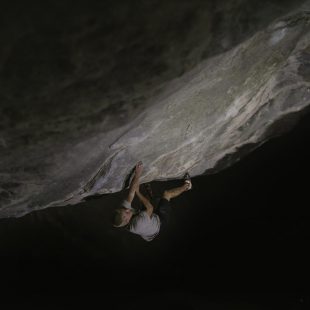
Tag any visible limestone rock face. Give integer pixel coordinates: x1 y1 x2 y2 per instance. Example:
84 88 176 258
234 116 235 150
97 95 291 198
1 0 310 217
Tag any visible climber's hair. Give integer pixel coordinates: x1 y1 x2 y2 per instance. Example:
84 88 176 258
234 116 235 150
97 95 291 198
113 208 127 227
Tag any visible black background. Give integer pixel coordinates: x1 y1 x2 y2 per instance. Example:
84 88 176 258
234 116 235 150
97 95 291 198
1 111 310 309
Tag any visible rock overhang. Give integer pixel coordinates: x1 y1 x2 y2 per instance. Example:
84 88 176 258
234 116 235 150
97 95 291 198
0 0 310 217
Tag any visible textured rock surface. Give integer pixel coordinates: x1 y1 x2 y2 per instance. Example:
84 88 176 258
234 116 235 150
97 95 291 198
0 0 310 217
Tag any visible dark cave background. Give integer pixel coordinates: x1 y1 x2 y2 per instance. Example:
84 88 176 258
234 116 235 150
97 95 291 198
1 108 309 309
1 0 310 308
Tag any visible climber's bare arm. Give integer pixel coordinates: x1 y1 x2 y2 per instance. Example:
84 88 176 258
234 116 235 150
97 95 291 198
125 161 143 204
136 189 154 217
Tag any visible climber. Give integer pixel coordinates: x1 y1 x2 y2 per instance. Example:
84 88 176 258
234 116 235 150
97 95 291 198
113 161 192 241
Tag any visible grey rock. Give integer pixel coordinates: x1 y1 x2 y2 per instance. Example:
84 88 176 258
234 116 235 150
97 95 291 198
0 0 310 217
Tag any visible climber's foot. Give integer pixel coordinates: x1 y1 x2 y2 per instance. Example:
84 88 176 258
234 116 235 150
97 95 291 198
184 172 192 191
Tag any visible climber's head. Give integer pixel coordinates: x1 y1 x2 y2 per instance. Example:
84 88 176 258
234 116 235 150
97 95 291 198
113 207 134 227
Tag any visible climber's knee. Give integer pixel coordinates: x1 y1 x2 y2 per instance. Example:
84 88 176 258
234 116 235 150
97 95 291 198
163 190 171 201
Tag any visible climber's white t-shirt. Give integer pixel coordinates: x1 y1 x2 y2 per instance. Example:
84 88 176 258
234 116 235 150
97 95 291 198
128 211 160 242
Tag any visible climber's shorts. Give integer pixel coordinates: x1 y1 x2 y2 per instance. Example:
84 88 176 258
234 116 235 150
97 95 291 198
154 198 171 228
